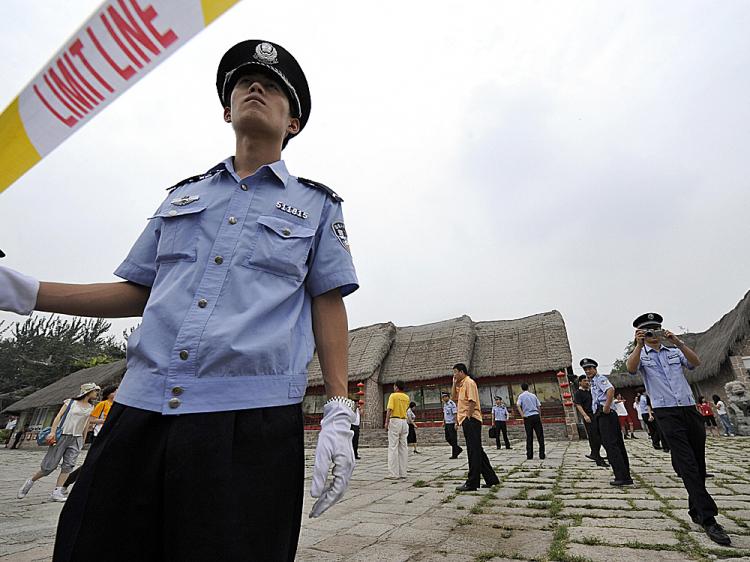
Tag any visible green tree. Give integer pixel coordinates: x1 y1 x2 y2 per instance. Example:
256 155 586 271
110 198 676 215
611 339 636 374
0 315 125 395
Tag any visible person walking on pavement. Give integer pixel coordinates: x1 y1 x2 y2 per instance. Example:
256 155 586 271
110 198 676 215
516 383 545 460
18 383 100 502
452 364 499 491
697 397 720 438
351 401 362 460
406 402 420 454
614 393 637 439
582 358 633 487
712 395 735 437
1 40 359 561
573 374 607 467
385 381 410 478
627 313 730 546
441 392 463 459
492 397 512 449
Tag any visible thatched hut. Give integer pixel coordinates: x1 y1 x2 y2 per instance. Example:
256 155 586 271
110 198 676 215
3 359 126 448
305 311 572 429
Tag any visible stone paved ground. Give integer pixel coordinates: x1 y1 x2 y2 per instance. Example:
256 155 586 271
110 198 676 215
2 433 749 561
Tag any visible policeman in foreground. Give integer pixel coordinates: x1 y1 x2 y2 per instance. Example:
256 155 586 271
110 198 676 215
582 358 633 486
0 40 358 561
441 391 463 458
626 313 730 546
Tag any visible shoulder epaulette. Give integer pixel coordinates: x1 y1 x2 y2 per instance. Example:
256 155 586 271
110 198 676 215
166 163 227 193
297 177 344 202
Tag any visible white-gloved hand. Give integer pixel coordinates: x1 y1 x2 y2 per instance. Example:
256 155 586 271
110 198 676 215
309 400 356 518
0 265 39 315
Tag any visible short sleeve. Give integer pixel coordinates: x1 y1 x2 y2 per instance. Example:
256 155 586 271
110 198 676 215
677 348 695 370
306 198 359 298
386 394 394 411
466 381 479 403
91 402 104 418
114 216 160 287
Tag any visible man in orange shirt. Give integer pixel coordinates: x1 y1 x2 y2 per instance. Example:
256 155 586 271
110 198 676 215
451 364 499 491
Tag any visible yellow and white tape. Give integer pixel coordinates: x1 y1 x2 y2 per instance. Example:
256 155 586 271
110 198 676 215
0 0 240 194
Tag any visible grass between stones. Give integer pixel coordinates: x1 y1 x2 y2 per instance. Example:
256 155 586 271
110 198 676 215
412 479 428 488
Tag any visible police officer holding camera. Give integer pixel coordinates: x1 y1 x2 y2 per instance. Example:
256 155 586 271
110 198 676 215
626 313 730 546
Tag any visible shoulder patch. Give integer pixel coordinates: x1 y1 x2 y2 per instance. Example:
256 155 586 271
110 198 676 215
297 177 343 202
166 163 227 193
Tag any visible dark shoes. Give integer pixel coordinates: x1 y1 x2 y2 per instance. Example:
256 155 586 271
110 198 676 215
455 484 478 492
703 523 731 545
355 456 361 460
539 454 546 459
506 446 512 450
609 479 634 486
449 448 463 459
663 448 670 453
652 444 662 450
630 434 637 439
596 461 610 468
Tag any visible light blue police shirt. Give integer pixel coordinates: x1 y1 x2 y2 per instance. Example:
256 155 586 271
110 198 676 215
589 374 613 413
114 158 358 415
628 344 695 408
638 394 650 415
492 404 509 421
443 400 457 424
516 391 541 417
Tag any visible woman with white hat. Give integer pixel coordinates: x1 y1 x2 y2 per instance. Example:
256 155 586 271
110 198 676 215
17 382 100 502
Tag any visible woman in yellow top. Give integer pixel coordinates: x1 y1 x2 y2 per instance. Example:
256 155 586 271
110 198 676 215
62 385 118 493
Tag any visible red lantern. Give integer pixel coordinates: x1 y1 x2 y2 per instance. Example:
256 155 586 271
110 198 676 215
559 382 570 388
563 401 573 407
556 371 566 378
358 400 364 405
562 392 572 399
357 382 364 387
356 390 365 396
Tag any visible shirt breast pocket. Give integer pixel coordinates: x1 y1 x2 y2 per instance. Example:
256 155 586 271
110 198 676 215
149 205 206 263
244 215 316 280
667 355 682 366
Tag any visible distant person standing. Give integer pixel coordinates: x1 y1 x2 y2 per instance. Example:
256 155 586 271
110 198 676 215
384 381 410 479
627 313 730 545
614 393 636 439
452 364 499 491
441 392 462 459
698 397 720 438
573 375 607 467
712 395 735 437
516 383 545 460
352 402 362 460
406 402 420 454
491 397 511 450
582 358 632 487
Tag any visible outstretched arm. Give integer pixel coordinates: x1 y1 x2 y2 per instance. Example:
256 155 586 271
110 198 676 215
36 281 150 318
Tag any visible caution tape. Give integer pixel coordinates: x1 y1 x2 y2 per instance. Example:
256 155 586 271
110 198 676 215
0 0 240 194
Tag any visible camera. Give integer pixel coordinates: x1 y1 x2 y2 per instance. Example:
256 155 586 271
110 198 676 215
644 329 663 338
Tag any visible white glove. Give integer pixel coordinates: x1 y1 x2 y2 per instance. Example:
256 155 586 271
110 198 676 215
309 400 356 518
0 265 39 315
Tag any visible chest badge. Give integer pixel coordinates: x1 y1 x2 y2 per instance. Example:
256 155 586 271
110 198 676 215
332 221 350 252
276 201 308 219
171 195 200 206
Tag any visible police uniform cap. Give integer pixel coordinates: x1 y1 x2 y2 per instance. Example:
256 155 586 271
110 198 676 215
633 312 663 330
441 392 450 397
216 40 311 145
0 249 5 258
579 358 598 369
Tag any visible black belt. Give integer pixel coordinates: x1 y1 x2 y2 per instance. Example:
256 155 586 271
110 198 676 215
391 416 405 419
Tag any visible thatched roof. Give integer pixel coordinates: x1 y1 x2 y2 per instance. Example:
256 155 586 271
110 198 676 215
473 311 572 377
609 290 750 388
307 323 396 386
379 316 476 384
3 360 126 413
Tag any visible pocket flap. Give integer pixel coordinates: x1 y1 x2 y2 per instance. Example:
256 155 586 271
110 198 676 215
149 205 207 220
257 215 315 239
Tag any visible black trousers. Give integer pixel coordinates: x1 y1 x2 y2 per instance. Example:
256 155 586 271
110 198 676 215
582 418 603 460
653 406 718 525
54 403 304 562
461 418 499 488
351 424 360 457
523 415 545 458
444 423 462 457
595 410 630 481
641 413 666 449
494 420 511 448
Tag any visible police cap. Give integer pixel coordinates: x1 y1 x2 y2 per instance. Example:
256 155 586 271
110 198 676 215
633 312 663 330
579 358 598 369
216 40 311 144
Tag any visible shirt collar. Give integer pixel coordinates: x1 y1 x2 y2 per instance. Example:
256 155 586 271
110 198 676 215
644 343 662 354
221 157 290 187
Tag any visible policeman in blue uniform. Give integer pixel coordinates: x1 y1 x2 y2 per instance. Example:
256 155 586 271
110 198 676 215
0 40 358 561
626 313 730 546
441 391 462 458
582 358 633 486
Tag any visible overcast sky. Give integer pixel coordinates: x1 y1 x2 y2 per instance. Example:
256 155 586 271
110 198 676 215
1 0 749 374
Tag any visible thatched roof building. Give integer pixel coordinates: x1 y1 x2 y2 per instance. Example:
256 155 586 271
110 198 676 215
4 359 126 414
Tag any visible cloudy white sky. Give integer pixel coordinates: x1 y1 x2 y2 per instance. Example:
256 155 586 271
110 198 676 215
1 1 748 373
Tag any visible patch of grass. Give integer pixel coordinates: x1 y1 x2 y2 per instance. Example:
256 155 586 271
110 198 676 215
720 510 749 529
441 493 456 504
412 479 428 488
456 515 472 526
470 505 485 515
626 498 637 509
527 501 550 510
548 524 569 561
578 536 605 546
535 493 554 501
548 497 564 517
514 487 529 500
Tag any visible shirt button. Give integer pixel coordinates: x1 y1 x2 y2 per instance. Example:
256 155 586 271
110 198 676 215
172 387 184 396
281 228 291 236
168 397 181 409
179 350 189 360
228 216 237 225
240 184 248 191
197 299 208 308
214 256 224 265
